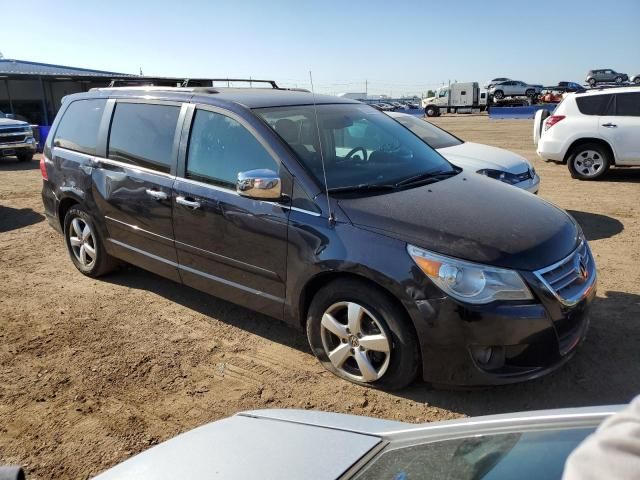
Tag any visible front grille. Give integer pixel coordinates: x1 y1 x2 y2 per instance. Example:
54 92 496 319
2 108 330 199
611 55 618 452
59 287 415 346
0 134 27 143
535 241 595 306
0 126 29 134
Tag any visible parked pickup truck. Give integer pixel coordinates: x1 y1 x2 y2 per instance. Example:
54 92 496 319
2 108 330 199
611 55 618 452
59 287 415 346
0 110 37 161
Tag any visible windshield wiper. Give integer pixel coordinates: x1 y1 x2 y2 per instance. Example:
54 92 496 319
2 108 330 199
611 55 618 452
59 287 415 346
327 183 398 194
394 169 459 187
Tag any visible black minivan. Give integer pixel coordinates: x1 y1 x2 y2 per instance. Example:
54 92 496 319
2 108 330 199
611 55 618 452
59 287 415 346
41 86 597 389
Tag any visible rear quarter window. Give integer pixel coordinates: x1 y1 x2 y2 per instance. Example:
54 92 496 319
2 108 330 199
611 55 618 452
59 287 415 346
575 94 614 115
53 99 106 155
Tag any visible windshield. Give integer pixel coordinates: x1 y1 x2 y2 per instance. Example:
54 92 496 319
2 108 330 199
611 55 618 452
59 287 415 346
355 427 594 480
392 115 463 149
256 104 455 192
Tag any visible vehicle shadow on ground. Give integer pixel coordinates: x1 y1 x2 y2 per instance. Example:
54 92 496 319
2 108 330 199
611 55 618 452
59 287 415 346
103 265 311 353
0 204 45 233
0 159 39 171
398 290 640 416
567 210 624 241
603 168 640 183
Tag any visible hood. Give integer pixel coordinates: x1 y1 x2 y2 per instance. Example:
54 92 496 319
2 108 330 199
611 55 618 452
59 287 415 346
439 142 531 174
93 414 380 480
0 118 29 127
338 173 579 271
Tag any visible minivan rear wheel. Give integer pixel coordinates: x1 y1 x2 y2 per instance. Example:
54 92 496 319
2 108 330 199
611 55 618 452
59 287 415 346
64 206 118 277
568 143 610 180
306 279 419 390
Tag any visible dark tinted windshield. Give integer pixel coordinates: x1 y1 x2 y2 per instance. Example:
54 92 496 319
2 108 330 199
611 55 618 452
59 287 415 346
355 427 593 480
391 114 463 149
256 104 454 191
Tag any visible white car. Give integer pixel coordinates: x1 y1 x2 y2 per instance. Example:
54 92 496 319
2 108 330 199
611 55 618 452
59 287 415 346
387 112 540 193
535 86 640 180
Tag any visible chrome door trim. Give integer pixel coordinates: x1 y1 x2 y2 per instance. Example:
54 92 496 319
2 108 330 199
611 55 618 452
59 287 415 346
105 215 174 246
175 177 321 215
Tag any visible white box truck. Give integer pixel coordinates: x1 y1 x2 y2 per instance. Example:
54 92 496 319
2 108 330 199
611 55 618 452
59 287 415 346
421 82 488 117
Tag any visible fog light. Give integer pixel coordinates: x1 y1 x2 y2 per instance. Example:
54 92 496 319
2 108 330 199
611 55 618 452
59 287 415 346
472 346 494 365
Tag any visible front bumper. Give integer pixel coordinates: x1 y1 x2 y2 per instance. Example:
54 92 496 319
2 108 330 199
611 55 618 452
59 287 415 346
0 140 37 156
417 262 596 386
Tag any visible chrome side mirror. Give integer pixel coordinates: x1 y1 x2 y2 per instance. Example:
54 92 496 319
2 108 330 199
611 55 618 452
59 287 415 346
237 169 282 200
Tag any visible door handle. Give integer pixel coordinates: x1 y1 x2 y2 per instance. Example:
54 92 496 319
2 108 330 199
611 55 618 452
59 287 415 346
176 196 201 209
145 189 168 201
601 123 617 128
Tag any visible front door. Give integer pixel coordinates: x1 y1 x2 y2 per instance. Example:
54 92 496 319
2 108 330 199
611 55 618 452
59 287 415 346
92 100 185 281
172 106 290 318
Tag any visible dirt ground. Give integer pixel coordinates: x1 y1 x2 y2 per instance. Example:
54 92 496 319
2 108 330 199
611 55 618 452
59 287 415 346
1 115 639 479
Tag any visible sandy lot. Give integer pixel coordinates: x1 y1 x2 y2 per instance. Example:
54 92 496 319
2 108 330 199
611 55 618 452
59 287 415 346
1 115 639 479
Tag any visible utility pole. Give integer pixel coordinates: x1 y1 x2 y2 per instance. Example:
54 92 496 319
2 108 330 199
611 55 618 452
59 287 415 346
365 79 368 98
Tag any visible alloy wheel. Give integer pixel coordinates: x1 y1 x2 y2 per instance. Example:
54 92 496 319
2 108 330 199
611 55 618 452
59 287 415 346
68 217 97 268
320 301 391 382
574 150 604 178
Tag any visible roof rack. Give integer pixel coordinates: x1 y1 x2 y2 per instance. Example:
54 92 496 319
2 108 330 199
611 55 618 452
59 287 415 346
90 86 220 94
205 78 279 89
106 77 279 89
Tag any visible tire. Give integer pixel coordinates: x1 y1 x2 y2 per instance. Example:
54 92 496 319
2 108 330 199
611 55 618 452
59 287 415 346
425 105 438 117
568 143 611 180
306 278 419 390
634 77 640 85
63 205 119 277
588 78 596 87
17 152 33 162
615 76 623 84
493 90 504 100
525 89 535 97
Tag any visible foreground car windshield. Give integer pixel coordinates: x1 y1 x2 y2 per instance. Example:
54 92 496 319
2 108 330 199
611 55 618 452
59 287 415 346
256 104 455 191
392 115 463 149
355 427 594 480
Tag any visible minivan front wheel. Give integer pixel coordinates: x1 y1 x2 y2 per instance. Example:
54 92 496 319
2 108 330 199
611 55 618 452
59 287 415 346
64 206 118 277
306 279 419 390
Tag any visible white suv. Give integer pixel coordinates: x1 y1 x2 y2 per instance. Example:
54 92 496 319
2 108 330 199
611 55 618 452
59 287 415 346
535 87 640 180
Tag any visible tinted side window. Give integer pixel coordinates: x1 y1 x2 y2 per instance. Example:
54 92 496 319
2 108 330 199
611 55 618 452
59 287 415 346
54 99 106 155
186 109 278 188
108 103 180 173
576 95 613 115
615 93 640 116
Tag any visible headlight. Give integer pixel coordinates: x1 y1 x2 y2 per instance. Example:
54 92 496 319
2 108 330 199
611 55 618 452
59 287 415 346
476 169 523 185
407 244 533 304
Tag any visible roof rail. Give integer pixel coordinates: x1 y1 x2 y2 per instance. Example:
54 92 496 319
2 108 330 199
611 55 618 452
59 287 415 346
105 77 279 89
206 78 279 89
90 86 219 94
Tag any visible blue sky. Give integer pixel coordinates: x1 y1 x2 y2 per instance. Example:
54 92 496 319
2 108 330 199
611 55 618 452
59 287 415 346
3 0 639 96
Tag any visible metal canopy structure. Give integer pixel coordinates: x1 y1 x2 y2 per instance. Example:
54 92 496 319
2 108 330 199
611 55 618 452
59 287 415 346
0 59 279 125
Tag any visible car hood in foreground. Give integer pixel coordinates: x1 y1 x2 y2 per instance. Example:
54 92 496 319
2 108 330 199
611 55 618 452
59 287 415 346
0 118 29 127
338 173 579 271
93 414 381 480
92 406 621 479
439 142 532 174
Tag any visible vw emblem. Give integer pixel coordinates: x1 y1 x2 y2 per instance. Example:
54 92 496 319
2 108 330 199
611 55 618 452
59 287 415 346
574 254 588 282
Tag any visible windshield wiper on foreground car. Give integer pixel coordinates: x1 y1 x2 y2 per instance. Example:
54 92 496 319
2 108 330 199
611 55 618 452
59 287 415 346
394 169 460 187
327 183 398 194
